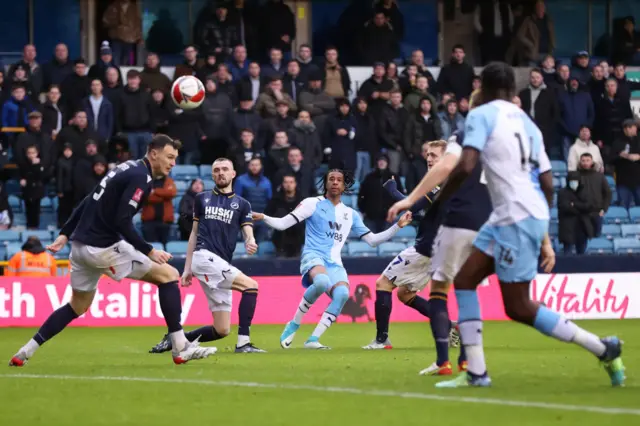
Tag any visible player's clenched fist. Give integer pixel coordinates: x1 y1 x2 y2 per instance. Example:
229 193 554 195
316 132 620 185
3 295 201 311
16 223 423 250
387 199 411 223
245 240 258 255
46 235 69 253
149 249 173 264
181 271 193 287
251 212 264 221
396 211 413 228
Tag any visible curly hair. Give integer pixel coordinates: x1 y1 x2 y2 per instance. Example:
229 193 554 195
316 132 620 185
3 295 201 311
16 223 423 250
319 168 356 196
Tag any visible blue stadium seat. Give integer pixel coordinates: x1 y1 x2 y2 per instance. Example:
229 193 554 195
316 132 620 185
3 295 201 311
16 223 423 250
8 195 22 212
629 207 640 223
12 213 26 226
40 197 53 212
38 212 56 229
6 242 22 258
1 230 21 243
199 164 211 178
610 190 618 205
606 175 616 189
166 241 188 256
350 180 360 193
342 194 356 208
393 225 417 242
613 237 640 254
550 207 558 223
172 165 199 180
400 176 406 189
378 242 406 256
175 180 188 193
133 214 142 226
347 241 377 257
586 238 614 255
173 197 181 211
4 180 20 196
604 206 629 224
601 224 621 239
0 245 5 261
341 242 349 256
203 179 215 191
552 177 566 189
552 192 557 207
621 224 640 237
21 230 52 242
53 244 71 259
258 241 276 256
151 242 165 251
550 160 567 177
548 222 559 237
235 242 248 256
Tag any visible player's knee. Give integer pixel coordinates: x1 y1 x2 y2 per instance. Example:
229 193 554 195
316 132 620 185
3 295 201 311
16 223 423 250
504 302 534 324
313 273 331 293
331 284 350 305
396 287 415 304
245 277 258 290
430 280 450 294
214 325 231 338
376 277 394 292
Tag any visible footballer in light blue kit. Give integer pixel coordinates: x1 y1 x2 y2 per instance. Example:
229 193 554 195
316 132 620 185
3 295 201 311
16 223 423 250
253 168 412 349
431 62 625 388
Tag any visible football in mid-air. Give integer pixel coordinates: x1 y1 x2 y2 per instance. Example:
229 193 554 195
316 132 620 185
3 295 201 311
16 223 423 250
171 75 205 110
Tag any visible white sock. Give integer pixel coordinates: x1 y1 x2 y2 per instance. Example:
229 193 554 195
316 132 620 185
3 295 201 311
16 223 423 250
22 338 40 358
459 320 487 376
311 312 336 340
237 334 250 347
169 330 189 353
573 328 607 358
293 297 312 325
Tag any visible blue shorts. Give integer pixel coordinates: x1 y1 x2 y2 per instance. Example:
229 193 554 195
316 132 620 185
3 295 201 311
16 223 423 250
300 254 349 289
473 216 548 283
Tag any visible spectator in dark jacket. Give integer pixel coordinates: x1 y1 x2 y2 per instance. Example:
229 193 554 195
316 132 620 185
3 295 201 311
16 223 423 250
321 47 351 99
436 45 475 101
116 70 153 159
268 130 292 177
140 52 171 94
594 78 633 152
358 153 404 232
262 48 286 80
83 79 114 143
0 181 13 230
578 152 610 237
569 51 592 86
88 41 122 85
611 63 640 101
260 0 296 55
273 146 316 198
375 0 405 40
327 98 358 172
61 59 90 115
149 89 170 134
195 2 239 62
56 143 74 227
298 69 335 135
167 102 204 165
356 11 400 65
41 85 66 139
236 62 265 103
230 128 261 174
352 97 377 182
42 43 74 92
196 52 220 83
558 171 593 254
357 63 393 120
403 75 437 114
519 68 559 153
56 111 102 157
405 141 429 193
255 77 297 119
402 49 438 95
178 178 204 240
378 90 410 174
295 44 315 82
174 45 204 80
438 99 465 140
19 145 47 229
288 110 323 170
282 59 306 102
232 91 263 145
235 156 272 241
227 44 249 81
6 65 36 99
262 99 295 149
14 111 55 173
612 120 640 210
7 44 43 96
103 67 124 104
403 96 442 162
558 77 595 161
200 77 233 164
265 173 304 257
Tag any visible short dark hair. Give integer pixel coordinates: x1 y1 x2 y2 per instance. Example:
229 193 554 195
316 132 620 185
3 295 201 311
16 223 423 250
270 47 282 53
580 152 593 159
147 134 182 152
325 45 338 53
530 67 543 76
249 156 262 164
74 58 86 65
240 128 254 135
480 62 516 102
26 144 39 152
282 173 297 183
299 43 311 50
288 146 302 154
452 44 465 52
287 59 299 66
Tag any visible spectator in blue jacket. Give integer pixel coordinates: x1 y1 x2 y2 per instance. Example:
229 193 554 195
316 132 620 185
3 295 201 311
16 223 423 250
234 155 273 241
227 45 249 81
83 79 114 143
2 84 35 130
558 77 594 161
439 99 465 139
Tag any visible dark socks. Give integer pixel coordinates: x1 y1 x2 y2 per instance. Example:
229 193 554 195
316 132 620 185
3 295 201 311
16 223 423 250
238 289 258 336
185 326 223 342
375 290 392 342
429 293 450 366
407 295 431 318
33 303 79 345
158 281 183 333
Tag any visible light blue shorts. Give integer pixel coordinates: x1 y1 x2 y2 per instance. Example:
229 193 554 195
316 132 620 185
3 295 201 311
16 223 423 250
473 216 549 283
300 254 349 289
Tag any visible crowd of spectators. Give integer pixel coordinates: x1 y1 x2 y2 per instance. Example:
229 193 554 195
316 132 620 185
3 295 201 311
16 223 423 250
1 0 640 259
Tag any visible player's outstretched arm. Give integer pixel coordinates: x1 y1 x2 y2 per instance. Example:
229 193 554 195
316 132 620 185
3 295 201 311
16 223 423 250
386 153 458 222
181 221 199 287
361 211 412 247
253 197 316 230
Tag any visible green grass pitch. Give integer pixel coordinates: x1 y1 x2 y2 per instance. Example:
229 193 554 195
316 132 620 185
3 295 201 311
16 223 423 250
1 320 638 426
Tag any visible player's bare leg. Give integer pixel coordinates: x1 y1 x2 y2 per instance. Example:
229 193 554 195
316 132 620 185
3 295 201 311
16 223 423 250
10 290 95 366
142 263 216 364
435 248 494 387
363 276 395 349
304 282 350 349
281 265 331 348
500 282 625 387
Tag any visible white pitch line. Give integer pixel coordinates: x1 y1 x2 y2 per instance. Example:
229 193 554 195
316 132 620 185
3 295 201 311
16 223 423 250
0 373 638 416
